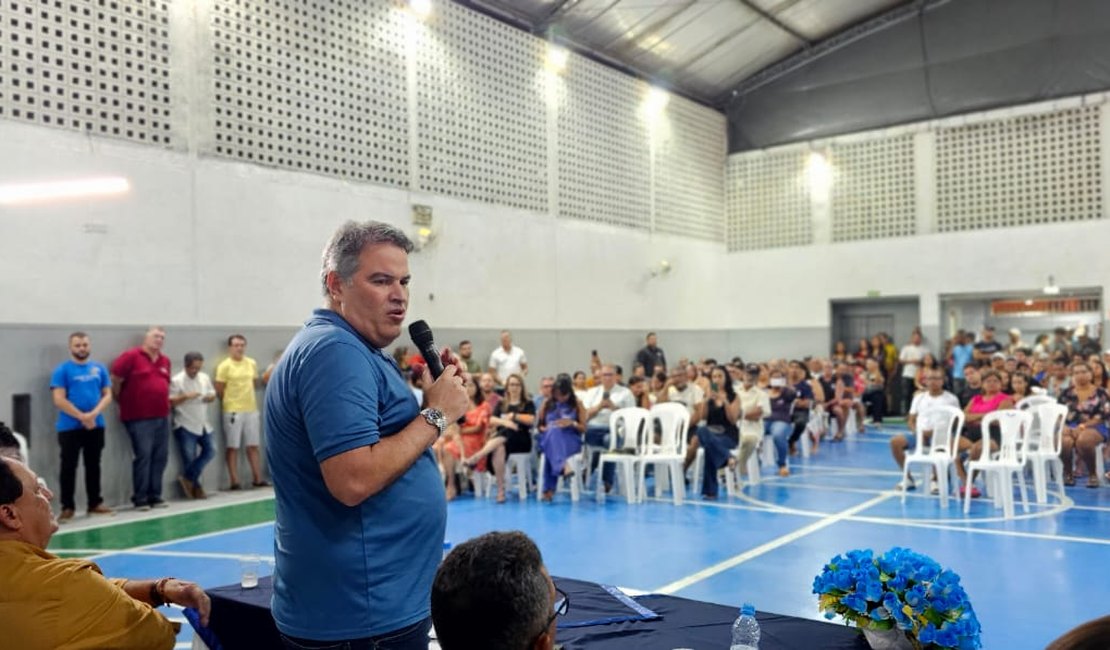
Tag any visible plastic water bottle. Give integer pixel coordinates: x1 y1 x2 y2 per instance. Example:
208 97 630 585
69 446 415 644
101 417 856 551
730 603 760 650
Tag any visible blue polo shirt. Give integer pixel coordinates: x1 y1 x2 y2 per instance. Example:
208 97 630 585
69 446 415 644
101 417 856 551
49 360 111 431
265 309 446 640
952 344 974 379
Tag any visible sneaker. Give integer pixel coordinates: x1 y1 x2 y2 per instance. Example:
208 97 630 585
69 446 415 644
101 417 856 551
136 504 151 512
929 479 939 495
88 504 114 516
150 500 169 509
251 480 271 488
58 508 76 522
895 477 916 491
178 475 195 499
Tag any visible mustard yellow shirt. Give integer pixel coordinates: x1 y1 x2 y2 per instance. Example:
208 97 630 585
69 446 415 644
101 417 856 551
215 356 258 413
0 540 175 650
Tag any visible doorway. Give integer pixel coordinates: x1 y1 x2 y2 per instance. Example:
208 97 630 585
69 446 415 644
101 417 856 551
830 297 921 355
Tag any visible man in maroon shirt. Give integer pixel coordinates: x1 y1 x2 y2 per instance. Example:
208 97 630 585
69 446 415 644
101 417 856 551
111 327 172 510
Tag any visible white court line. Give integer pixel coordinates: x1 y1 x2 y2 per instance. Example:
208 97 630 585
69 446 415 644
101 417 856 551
73 520 275 562
652 493 893 594
51 548 274 561
51 492 274 536
791 465 903 476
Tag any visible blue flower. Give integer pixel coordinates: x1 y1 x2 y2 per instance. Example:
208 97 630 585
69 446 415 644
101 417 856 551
842 593 868 614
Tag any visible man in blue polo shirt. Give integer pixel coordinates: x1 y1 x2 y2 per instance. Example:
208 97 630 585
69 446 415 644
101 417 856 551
50 332 113 521
265 220 469 650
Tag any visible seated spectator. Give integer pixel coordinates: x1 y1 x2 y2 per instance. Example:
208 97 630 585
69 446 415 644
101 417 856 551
572 371 589 401
787 360 822 456
0 422 22 461
1086 355 1109 390
628 376 650 409
1009 372 1035 402
830 362 864 440
914 353 940 392
479 372 502 411
861 358 886 425
0 456 210 649
1058 361 1110 488
693 365 744 500
764 369 795 477
1045 360 1072 400
465 374 536 503
581 365 634 492
648 371 669 406
957 370 1014 498
437 379 491 501
958 364 983 407
668 367 705 420
432 531 564 650
537 375 586 502
890 369 959 493
854 338 871 363
831 341 849 364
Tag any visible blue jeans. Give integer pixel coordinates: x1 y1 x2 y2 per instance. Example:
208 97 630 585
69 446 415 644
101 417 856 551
174 427 214 484
124 417 170 506
764 420 791 468
696 425 738 498
280 617 431 650
585 426 617 488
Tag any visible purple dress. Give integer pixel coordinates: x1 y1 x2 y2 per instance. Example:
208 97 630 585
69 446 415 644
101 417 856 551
539 399 583 492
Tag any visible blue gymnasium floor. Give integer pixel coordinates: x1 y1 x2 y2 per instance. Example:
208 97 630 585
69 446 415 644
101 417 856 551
53 425 1110 649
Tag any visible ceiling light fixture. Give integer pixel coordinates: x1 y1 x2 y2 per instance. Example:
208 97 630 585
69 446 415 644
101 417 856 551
0 176 130 205
645 87 669 114
409 0 432 20
545 43 569 73
1043 275 1060 296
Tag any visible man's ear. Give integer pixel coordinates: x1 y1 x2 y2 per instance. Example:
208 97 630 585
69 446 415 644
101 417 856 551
0 503 22 531
324 271 344 301
532 626 556 650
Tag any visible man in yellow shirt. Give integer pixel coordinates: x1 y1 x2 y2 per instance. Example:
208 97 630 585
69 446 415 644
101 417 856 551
0 456 211 649
215 334 267 490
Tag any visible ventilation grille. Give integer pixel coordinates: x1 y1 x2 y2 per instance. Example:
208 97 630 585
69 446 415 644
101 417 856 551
655 94 726 241
209 0 409 187
830 136 916 241
936 106 1102 232
726 150 811 251
415 1 547 211
0 0 171 144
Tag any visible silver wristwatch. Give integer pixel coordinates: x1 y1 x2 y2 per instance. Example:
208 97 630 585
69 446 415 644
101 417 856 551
420 408 447 436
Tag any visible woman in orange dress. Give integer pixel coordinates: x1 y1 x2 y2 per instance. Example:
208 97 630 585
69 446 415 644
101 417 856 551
438 378 491 500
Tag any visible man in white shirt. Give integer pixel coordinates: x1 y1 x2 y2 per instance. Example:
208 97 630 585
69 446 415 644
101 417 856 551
735 365 771 479
899 330 928 415
582 365 634 492
666 368 705 417
488 330 528 386
170 352 217 499
890 368 959 493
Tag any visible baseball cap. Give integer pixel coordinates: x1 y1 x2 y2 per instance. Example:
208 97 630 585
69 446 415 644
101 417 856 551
744 363 761 375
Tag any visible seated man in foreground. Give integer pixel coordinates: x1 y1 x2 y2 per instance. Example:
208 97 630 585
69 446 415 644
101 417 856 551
0 456 210 650
432 531 566 650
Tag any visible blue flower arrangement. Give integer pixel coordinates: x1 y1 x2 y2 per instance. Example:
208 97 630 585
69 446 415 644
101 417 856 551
813 547 981 650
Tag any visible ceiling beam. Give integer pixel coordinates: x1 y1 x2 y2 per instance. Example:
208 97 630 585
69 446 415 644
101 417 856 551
734 0 812 47
534 0 583 34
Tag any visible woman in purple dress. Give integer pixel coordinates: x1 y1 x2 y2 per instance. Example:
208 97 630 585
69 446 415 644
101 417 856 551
537 374 586 502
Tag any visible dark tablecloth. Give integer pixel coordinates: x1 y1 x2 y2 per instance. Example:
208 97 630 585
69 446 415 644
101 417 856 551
200 575 867 650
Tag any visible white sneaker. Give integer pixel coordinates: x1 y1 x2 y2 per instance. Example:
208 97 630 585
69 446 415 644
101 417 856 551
895 477 916 491
929 479 940 495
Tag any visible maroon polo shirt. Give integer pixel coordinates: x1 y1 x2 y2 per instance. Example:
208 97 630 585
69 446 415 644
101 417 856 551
110 347 171 422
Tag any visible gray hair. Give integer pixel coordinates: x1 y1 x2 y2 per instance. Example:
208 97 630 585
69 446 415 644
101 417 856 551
320 220 413 296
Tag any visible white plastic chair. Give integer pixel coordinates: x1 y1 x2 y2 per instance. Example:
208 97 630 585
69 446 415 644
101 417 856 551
537 451 584 501
1097 442 1108 487
964 410 1032 518
637 403 688 505
12 432 29 464
901 406 965 508
1024 403 1066 504
829 408 859 440
1017 395 1055 411
480 452 533 501
597 407 650 504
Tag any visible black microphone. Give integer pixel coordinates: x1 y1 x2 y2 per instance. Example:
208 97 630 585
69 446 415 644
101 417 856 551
408 320 445 379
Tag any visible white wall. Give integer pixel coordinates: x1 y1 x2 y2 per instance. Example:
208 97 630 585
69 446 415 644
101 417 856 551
0 121 732 330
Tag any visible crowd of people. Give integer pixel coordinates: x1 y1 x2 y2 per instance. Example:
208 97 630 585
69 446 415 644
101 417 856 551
408 324 1109 502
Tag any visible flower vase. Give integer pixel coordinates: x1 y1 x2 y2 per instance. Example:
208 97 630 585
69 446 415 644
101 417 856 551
862 627 914 650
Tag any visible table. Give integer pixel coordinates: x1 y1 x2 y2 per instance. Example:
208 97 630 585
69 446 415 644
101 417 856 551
195 575 868 649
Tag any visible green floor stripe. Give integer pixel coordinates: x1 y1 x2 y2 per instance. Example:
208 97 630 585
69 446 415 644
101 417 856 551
48 499 275 552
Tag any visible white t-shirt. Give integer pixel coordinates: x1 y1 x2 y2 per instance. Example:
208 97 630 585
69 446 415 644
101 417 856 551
908 390 960 433
667 383 705 415
582 384 635 428
900 344 928 379
170 370 216 435
488 345 527 383
736 385 771 439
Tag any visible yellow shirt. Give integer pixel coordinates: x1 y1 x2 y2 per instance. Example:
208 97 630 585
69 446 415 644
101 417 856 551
0 540 175 650
216 356 258 413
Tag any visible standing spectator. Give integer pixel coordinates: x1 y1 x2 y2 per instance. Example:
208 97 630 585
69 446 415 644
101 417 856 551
1006 328 1025 355
170 352 217 499
950 332 975 395
582 365 635 492
1032 334 1051 358
50 332 113 521
111 327 172 511
899 330 928 415
215 335 267 490
1050 327 1074 359
880 333 899 414
831 341 849 364
853 338 871 363
973 326 1004 363
457 340 482 375
488 330 527 386
634 332 667 378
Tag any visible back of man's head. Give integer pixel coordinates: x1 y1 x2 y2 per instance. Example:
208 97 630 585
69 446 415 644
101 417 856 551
432 531 551 650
